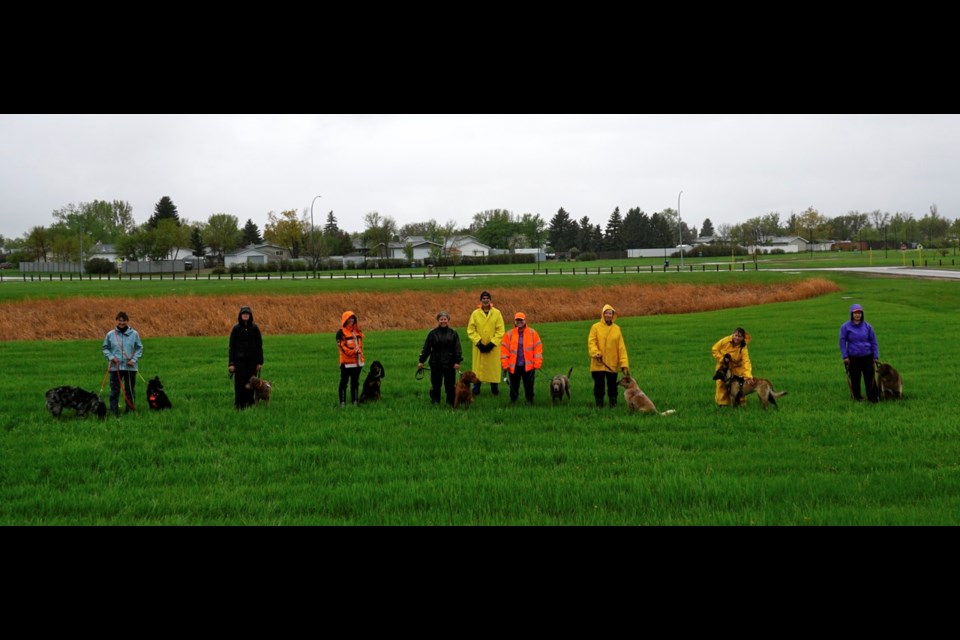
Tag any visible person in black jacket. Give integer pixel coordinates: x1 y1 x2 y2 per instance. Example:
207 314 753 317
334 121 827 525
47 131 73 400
228 305 264 409
417 311 462 406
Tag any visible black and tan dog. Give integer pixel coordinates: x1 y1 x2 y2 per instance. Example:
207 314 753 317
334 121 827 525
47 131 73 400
245 375 273 406
45 386 107 419
550 367 573 403
359 360 385 403
876 361 903 400
713 353 787 409
146 376 173 410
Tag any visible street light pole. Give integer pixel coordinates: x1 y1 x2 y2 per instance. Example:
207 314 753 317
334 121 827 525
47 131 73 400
678 190 684 269
310 194 321 279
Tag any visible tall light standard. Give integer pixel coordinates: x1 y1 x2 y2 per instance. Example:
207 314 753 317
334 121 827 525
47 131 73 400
310 194 321 278
678 190 684 269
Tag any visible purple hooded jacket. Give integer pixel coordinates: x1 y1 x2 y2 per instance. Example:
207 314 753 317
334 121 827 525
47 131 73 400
839 303 879 359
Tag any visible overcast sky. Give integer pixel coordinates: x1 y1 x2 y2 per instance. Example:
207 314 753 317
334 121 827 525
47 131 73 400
2 114 958 241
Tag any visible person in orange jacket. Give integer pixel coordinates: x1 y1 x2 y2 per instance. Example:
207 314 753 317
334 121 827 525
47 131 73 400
336 310 364 407
500 311 543 404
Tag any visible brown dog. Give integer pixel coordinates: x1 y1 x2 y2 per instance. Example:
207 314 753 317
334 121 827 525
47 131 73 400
714 353 786 409
876 361 903 400
550 367 572 403
454 370 479 408
245 375 273 405
617 375 675 415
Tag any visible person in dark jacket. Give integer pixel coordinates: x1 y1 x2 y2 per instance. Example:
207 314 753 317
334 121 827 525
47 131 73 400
839 303 879 402
228 305 264 409
417 311 462 406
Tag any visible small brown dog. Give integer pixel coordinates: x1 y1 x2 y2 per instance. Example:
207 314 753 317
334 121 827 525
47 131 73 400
245 375 273 405
876 361 903 400
454 370 479 408
617 375 675 415
550 367 572 403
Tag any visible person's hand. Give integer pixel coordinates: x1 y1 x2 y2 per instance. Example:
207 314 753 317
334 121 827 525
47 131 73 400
126 358 136 367
454 363 461 370
256 364 262 373
229 365 235 374
622 367 629 377
111 357 119 364
843 358 850 365
745 377 753 383
593 353 603 361
417 362 423 370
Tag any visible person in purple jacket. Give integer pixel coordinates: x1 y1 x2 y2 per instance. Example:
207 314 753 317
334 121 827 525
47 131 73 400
839 303 880 402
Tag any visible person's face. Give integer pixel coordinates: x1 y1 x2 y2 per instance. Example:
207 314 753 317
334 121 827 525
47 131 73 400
852 311 863 323
515 318 525 329
732 331 744 344
347 316 356 325
241 312 250 322
603 310 614 324
438 315 449 327
116 317 128 327
481 296 491 310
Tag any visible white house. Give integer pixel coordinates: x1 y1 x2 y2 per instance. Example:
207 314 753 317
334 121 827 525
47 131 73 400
445 235 491 258
224 243 292 268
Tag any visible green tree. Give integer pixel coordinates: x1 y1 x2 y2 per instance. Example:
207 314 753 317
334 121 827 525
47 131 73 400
517 213 546 249
700 218 715 238
264 209 307 258
242 219 263 245
24 226 52 261
205 213 242 264
190 225 206 259
603 207 625 251
147 196 180 229
918 204 950 246
362 211 397 258
472 209 516 249
548 207 577 255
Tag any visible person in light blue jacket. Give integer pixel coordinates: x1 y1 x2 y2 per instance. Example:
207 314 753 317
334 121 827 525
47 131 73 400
102 311 144 415
839 303 879 402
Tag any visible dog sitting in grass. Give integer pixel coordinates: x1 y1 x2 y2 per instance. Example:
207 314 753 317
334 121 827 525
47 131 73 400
617 375 675 415
146 376 172 410
359 360 385 403
245 375 272 406
876 361 903 400
454 370 479 408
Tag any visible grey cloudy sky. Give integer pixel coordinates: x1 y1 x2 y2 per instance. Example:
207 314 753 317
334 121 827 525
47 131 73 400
2 114 958 241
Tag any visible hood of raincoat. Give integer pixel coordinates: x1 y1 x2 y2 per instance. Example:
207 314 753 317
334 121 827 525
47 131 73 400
341 310 359 329
600 304 617 321
849 303 864 321
237 306 254 323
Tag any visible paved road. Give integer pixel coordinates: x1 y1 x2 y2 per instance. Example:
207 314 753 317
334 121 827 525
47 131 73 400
770 266 960 280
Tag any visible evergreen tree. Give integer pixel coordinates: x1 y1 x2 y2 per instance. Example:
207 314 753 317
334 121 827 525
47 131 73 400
603 207 625 251
191 226 205 257
700 218 715 237
324 211 339 235
242 218 263 245
147 196 180 229
548 207 578 254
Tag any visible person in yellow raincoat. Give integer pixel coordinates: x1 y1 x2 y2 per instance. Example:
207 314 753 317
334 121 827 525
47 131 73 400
466 291 505 396
587 304 630 408
711 327 752 406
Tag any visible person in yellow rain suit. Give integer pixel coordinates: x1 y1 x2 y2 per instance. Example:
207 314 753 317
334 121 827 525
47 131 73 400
466 290 505 397
587 304 630 408
711 327 752 406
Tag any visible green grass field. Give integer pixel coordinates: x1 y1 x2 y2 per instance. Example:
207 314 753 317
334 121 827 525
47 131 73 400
2 269 958 525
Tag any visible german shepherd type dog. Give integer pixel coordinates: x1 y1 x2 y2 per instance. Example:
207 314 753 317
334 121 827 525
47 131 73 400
359 360 385 403
45 386 107 419
245 375 273 405
454 370 479 408
617 375 675 415
713 353 787 409
550 367 572 403
876 361 903 400
146 376 173 410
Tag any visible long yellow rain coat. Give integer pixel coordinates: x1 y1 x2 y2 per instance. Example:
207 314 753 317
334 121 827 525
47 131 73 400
587 304 629 374
467 305 506 383
711 333 752 405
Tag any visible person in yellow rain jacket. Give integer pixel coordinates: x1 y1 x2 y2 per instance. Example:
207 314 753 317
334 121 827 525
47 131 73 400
500 312 543 404
466 290 505 397
711 327 752 406
587 304 629 408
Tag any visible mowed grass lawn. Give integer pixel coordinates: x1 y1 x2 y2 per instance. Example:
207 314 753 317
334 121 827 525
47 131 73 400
2 270 958 525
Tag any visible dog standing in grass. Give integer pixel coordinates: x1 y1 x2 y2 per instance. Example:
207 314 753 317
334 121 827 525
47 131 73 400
245 375 272 406
550 367 572 403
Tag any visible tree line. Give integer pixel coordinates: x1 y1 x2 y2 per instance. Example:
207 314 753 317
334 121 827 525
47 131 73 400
2 198 958 267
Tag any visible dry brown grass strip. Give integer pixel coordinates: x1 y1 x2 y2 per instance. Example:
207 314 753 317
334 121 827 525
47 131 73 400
0 279 840 341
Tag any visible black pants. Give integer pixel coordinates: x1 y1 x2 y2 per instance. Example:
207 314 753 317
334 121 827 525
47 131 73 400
339 366 362 404
430 367 457 406
509 368 536 403
592 371 618 407
109 369 136 414
234 362 257 409
848 355 878 402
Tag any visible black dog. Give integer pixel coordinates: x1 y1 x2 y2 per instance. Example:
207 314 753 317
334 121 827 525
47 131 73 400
359 360 385 403
147 376 173 410
45 386 107 419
